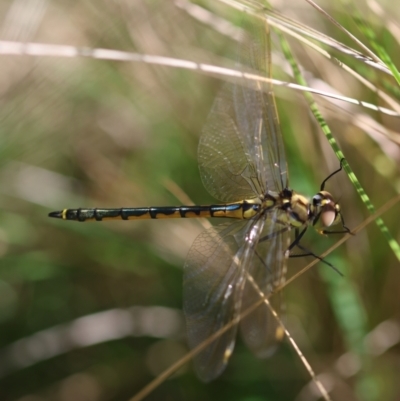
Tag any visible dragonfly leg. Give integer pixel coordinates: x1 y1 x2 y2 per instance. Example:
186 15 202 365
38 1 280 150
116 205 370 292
256 221 344 275
288 228 343 276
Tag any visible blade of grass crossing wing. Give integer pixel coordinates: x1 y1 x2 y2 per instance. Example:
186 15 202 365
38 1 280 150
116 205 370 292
276 30 400 262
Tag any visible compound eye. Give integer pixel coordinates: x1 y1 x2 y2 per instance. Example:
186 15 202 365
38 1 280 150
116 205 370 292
320 209 336 227
312 194 322 207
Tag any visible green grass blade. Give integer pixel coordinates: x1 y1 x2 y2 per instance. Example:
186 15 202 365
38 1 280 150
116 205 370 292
351 14 400 86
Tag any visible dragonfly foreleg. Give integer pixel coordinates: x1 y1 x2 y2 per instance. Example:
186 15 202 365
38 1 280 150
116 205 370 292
289 228 343 276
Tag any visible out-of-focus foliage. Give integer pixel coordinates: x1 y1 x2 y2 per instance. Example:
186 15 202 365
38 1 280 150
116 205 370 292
0 1 399 400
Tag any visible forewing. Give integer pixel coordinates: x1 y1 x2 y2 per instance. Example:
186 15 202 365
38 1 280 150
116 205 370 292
234 16 288 192
199 85 264 202
239 209 291 357
183 218 265 381
198 16 288 203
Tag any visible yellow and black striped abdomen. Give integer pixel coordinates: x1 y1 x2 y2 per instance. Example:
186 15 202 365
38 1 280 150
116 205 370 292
48 200 264 222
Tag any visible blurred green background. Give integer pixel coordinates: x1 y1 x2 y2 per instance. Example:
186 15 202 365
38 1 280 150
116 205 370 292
0 0 399 400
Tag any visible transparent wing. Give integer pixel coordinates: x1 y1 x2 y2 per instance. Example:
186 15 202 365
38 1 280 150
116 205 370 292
198 87 264 202
235 17 288 192
239 210 291 357
198 16 288 203
183 217 265 382
183 208 293 381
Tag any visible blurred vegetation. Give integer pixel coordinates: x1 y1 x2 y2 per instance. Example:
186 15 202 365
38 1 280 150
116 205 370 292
0 0 399 400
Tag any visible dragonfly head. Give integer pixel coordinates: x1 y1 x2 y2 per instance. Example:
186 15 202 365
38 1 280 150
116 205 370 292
311 190 341 228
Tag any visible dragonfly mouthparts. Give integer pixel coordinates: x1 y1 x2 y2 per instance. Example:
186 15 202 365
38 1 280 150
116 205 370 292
48 210 63 219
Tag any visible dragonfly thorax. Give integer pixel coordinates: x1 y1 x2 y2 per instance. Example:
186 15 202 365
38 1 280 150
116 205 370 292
283 190 310 228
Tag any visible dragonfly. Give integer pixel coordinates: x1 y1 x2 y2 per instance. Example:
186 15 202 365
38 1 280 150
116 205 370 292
49 16 350 382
